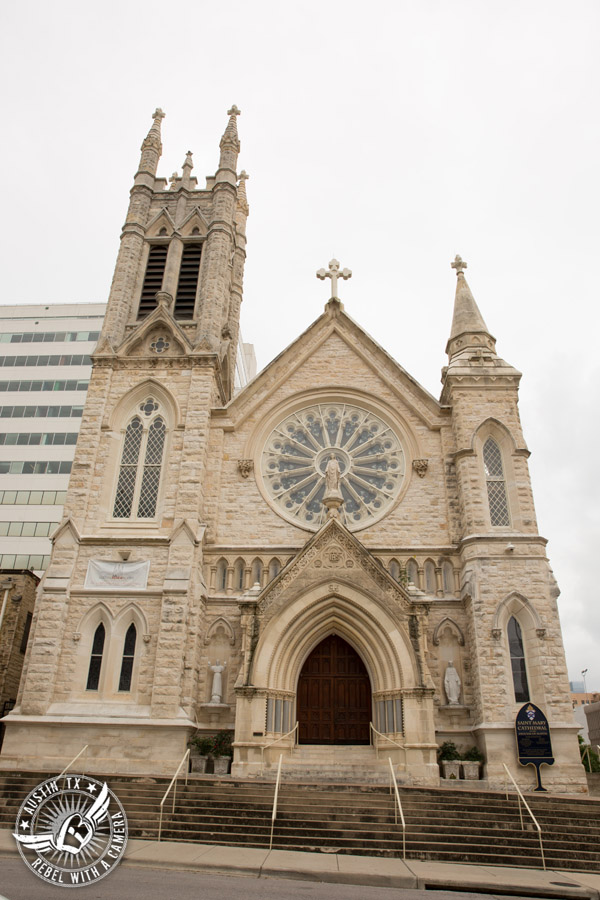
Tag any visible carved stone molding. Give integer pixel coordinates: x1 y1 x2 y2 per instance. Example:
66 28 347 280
238 459 254 479
412 459 429 478
72 632 81 642
536 627 547 640
491 628 502 640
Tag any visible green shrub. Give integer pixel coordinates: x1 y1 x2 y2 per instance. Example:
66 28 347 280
462 746 484 762
438 741 461 761
189 735 213 756
212 730 233 758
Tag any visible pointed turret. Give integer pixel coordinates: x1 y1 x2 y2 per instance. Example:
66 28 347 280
181 150 194 189
217 105 241 183
445 255 496 362
135 108 165 186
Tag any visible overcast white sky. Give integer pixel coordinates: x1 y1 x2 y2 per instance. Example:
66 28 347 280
1 1 599 691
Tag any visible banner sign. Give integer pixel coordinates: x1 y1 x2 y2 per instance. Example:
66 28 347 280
515 702 554 791
85 559 150 590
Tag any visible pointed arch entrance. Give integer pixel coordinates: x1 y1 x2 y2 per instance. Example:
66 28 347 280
297 634 372 744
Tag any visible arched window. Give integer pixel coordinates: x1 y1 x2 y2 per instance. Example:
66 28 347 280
234 559 245 591
406 559 418 586
508 616 530 702
389 560 401 582
251 559 262 585
424 560 436 594
442 561 454 595
86 623 105 691
138 245 168 318
113 400 166 519
118 624 137 692
268 558 281 582
216 559 227 591
483 437 510 526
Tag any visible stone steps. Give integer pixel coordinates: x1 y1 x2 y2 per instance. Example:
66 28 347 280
1 771 599 871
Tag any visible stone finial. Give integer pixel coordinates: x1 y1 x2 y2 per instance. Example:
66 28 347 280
228 105 241 117
316 259 352 300
451 254 467 275
181 151 194 189
137 108 165 179
169 172 180 190
237 170 250 215
238 170 249 181
220 105 241 159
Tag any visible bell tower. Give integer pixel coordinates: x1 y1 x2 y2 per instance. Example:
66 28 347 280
100 105 248 403
0 108 250 776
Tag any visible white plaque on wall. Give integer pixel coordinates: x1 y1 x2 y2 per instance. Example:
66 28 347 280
85 559 150 590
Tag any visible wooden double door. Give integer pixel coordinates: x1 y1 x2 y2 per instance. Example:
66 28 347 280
297 634 372 744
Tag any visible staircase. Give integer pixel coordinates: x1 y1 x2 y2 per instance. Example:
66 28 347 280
1 770 600 872
269 744 393 783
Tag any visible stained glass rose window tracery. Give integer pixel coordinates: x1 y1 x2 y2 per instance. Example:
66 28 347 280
261 403 406 531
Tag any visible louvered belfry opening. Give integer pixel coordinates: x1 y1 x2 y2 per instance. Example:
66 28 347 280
174 243 202 319
138 245 168 318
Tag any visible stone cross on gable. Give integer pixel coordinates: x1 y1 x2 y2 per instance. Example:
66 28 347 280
228 105 241 117
451 254 467 275
316 259 352 299
152 108 166 121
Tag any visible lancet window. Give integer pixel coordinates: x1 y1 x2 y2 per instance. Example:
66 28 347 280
113 399 166 519
508 616 530 702
174 243 202 319
118 624 137 692
86 623 105 691
483 437 510 526
138 245 168 318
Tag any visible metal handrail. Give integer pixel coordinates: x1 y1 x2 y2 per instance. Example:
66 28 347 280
388 757 406 859
370 722 404 758
503 763 545 870
58 744 89 781
261 722 298 774
158 748 190 842
269 754 283 850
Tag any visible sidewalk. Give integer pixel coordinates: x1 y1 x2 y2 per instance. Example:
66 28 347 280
1 829 599 898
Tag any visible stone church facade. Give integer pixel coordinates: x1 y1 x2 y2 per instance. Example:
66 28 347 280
0 109 586 792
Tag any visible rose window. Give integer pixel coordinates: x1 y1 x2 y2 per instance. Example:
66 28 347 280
262 404 406 531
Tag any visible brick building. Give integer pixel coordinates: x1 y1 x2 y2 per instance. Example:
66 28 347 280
0 108 586 791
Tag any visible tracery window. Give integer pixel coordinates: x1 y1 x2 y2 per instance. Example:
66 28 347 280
86 623 105 691
118 624 137 692
483 437 510 526
508 616 530 702
113 399 166 519
262 403 406 531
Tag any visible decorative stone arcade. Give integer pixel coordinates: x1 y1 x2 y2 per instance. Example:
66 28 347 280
231 518 439 783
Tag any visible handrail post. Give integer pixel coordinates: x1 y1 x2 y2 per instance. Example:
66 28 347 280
261 722 298 776
58 744 89 781
502 763 545 871
158 748 191 843
269 754 283 851
388 757 405 859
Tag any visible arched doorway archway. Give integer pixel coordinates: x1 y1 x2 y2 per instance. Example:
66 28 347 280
297 634 372 744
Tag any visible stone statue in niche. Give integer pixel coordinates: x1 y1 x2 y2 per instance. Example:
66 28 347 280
444 661 462 706
208 660 227 704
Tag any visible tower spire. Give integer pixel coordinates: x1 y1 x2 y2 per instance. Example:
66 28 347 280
135 108 165 184
217 105 241 178
445 255 496 361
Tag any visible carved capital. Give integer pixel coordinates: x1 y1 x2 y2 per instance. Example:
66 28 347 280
412 459 429 478
491 628 502 640
536 627 547 640
143 634 151 644
72 632 81 642
238 459 254 479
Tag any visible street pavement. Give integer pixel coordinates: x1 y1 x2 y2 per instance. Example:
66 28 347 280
1 830 599 899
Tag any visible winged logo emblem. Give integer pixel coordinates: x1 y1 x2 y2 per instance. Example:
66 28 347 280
13 781 110 856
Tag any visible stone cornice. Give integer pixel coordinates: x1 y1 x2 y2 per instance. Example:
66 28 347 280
458 533 548 548
92 354 219 370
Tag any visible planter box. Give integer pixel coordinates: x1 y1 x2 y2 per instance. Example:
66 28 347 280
461 761 481 780
441 760 461 780
213 757 230 775
190 755 209 774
